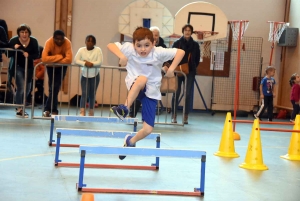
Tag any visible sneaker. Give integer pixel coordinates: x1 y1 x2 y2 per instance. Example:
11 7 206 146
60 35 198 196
43 111 51 117
16 110 28 118
51 112 58 116
119 134 136 160
268 119 272 122
94 101 99 108
110 104 128 121
290 119 295 123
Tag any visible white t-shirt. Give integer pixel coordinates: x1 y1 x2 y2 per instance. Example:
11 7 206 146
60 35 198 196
74 46 103 78
115 42 177 100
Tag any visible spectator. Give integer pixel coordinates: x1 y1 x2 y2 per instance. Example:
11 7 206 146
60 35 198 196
27 46 45 105
74 35 103 116
7 24 39 117
171 24 200 124
42 30 73 117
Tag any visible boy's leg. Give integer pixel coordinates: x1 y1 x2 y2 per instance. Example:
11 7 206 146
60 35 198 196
267 96 273 121
255 98 265 120
119 95 157 160
111 76 147 120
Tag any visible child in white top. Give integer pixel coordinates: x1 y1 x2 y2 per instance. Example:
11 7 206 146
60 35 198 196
107 27 185 160
74 35 103 116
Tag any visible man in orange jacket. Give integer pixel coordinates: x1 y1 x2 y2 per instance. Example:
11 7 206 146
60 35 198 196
41 30 73 117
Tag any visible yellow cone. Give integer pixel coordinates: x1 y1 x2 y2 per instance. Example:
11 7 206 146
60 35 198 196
239 119 268 170
81 193 94 201
214 112 239 158
280 115 300 161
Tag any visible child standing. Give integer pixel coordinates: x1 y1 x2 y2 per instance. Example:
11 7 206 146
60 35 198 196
254 66 276 121
107 27 184 160
289 73 300 122
74 35 103 116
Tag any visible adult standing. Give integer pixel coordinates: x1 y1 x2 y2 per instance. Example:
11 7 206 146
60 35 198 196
171 24 200 124
7 24 39 117
42 30 73 117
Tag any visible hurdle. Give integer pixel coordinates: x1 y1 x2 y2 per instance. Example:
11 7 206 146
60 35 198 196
77 146 206 196
49 116 138 146
232 119 294 125
54 129 161 170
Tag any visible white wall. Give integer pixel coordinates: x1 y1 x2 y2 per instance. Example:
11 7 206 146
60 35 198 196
0 0 288 109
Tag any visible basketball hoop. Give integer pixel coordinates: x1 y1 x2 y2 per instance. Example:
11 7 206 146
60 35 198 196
267 21 288 43
195 31 219 58
267 21 288 65
229 20 249 40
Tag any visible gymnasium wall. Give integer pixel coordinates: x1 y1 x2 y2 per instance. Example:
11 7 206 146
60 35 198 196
0 0 293 110
280 0 300 108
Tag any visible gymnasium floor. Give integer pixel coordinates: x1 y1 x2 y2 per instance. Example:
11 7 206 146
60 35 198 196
0 106 299 201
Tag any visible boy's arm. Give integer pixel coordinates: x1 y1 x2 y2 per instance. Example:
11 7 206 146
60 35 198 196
272 83 276 98
259 84 264 99
165 49 185 77
59 40 73 64
42 40 64 63
107 43 127 66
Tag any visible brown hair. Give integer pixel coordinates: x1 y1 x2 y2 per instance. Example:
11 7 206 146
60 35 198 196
181 24 194 34
17 24 31 36
289 73 298 86
132 27 154 43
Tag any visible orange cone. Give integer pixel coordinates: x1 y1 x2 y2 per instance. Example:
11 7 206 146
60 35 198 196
233 132 241 140
280 115 300 161
81 193 94 201
239 119 268 170
214 112 239 158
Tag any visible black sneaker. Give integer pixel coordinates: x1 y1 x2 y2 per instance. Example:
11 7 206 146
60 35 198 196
119 134 135 160
16 110 29 118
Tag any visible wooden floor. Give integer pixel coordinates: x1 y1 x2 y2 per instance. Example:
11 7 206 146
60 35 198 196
0 106 299 201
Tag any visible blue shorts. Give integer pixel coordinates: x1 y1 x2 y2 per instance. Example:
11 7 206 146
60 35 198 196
137 89 157 127
131 83 157 127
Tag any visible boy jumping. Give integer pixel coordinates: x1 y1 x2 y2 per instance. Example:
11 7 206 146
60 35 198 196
107 27 185 159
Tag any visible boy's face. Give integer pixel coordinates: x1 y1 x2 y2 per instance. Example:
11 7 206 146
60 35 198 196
268 69 275 77
134 38 154 57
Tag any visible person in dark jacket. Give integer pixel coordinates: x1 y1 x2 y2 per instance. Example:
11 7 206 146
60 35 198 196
171 24 200 124
7 24 39 117
0 19 9 65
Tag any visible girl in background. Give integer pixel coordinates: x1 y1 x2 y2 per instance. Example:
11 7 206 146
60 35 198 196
289 73 300 122
74 35 103 116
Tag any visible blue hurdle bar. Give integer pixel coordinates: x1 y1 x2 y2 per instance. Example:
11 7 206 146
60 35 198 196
49 116 138 146
77 146 206 196
54 130 160 169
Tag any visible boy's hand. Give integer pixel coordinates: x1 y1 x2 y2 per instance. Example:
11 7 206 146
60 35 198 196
119 55 128 67
260 94 264 99
165 69 174 78
162 66 168 73
273 93 276 98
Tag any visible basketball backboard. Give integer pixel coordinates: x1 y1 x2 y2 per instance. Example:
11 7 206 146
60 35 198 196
174 1 228 41
118 0 173 38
